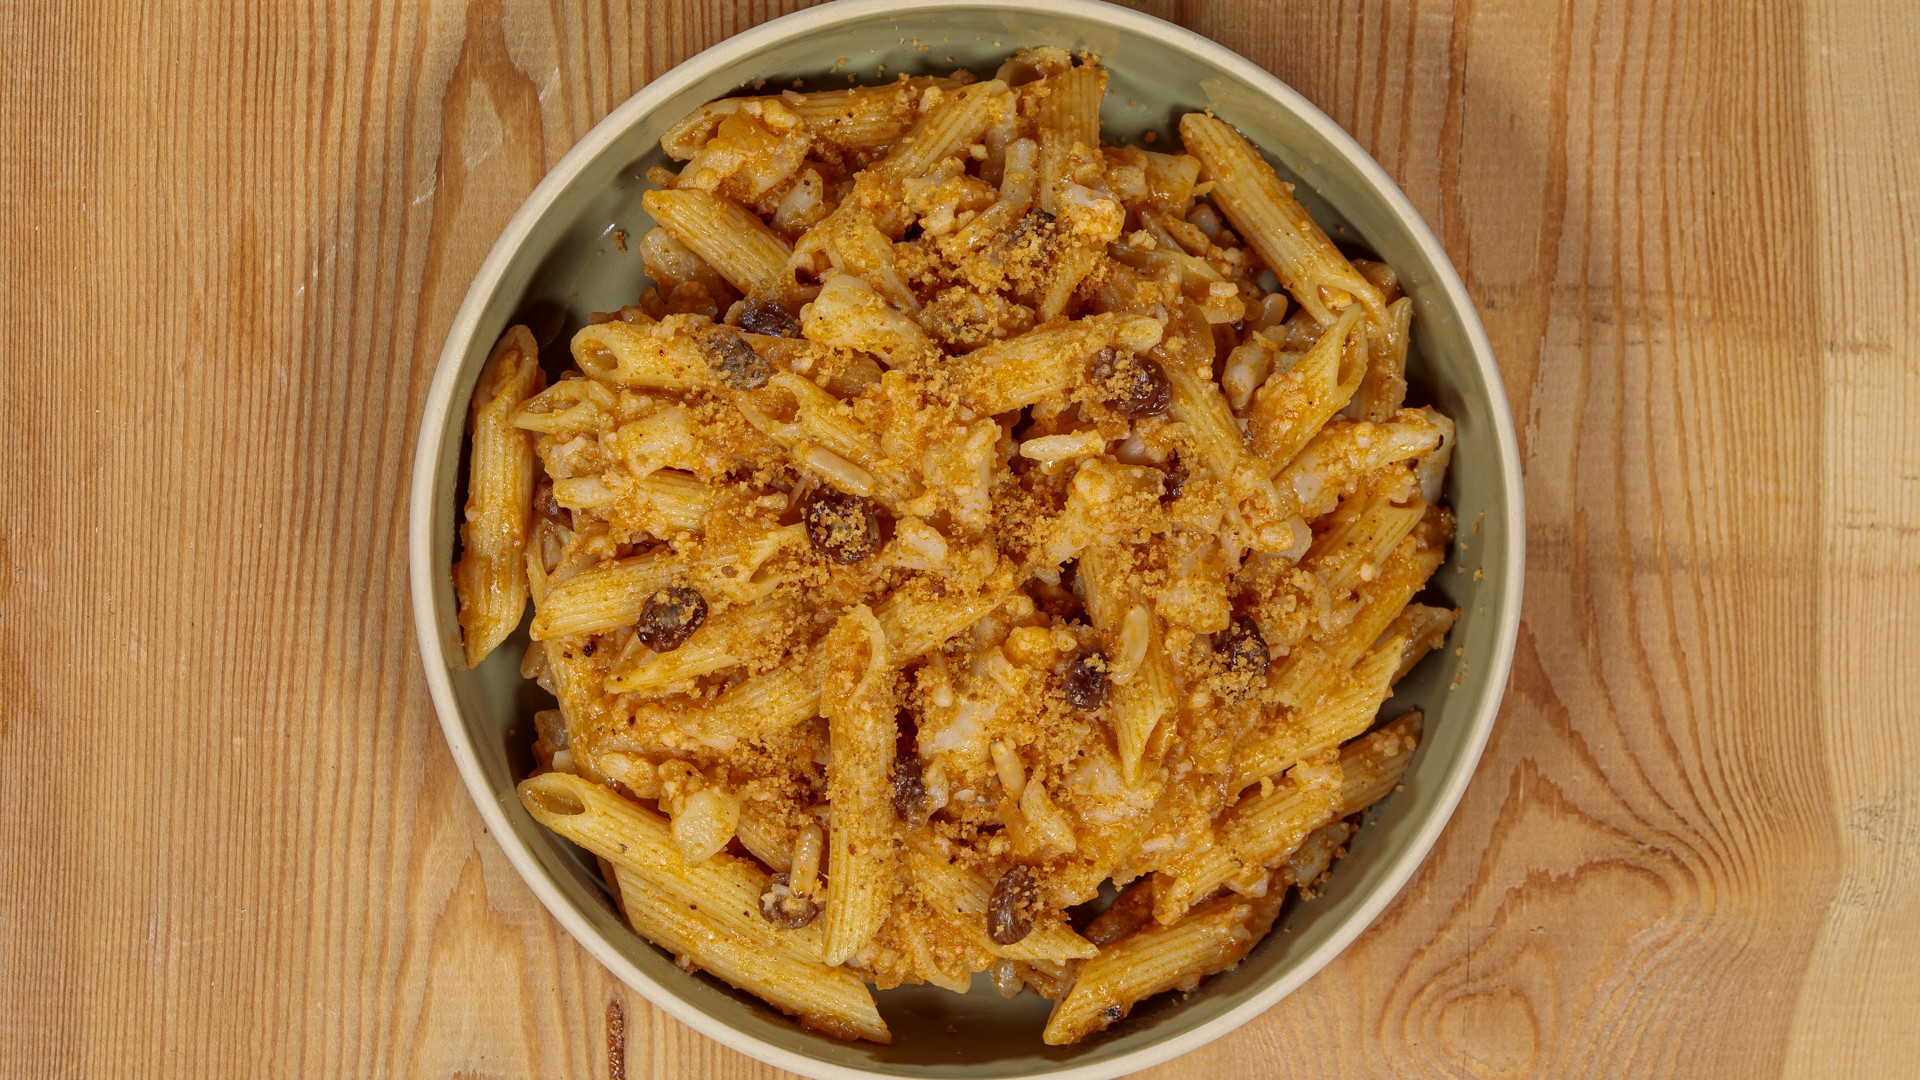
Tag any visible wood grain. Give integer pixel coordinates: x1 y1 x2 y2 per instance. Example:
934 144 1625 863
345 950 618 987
1 1 1914 1077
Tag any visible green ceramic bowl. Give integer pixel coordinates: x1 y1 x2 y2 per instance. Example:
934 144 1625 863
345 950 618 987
409 1 1523 1076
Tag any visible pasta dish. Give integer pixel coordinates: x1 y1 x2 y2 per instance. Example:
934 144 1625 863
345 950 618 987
453 48 1456 1045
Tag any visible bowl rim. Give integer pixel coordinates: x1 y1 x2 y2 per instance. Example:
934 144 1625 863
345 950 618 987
407 1 1525 1076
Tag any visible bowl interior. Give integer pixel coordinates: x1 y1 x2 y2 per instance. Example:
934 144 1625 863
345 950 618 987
414 3 1518 1077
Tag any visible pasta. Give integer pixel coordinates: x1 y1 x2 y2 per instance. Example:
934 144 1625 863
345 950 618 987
453 51 1458 1044
455 326 544 666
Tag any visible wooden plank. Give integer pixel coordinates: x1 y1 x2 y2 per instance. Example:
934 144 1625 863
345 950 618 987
1782 0 1920 1074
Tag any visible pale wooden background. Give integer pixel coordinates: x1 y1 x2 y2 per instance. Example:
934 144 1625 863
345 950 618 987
2 0 1915 1076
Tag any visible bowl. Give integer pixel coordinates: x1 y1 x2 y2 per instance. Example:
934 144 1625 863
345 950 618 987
408 1 1524 1076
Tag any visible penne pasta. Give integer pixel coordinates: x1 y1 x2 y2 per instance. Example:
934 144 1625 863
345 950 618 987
1231 643 1399 791
660 76 974 160
1043 890 1282 1045
947 313 1163 415
642 188 794 295
1349 295 1414 421
1079 547 1175 784
571 316 713 390
1246 304 1367 470
1179 113 1385 326
517 772 833 964
610 863 889 1042
819 607 900 964
455 325 545 666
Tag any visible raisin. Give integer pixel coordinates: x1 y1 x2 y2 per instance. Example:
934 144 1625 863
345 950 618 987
1160 452 1188 504
1063 644 1111 710
1087 346 1119 383
1109 356 1172 419
1216 615 1270 698
988 864 1038 945
704 326 770 389
1014 208 1056 240
738 296 801 338
534 476 569 525
892 749 930 825
802 487 881 563
758 873 821 930
635 587 707 652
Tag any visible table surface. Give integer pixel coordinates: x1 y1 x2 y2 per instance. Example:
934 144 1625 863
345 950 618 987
4 0 1916 1076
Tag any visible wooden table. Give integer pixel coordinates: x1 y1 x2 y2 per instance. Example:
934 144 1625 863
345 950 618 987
4 0 1915 1076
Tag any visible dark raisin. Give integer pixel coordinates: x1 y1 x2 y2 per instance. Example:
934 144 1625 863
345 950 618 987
802 487 881 563
1216 615 1270 698
704 326 770 389
1109 356 1172 419
534 476 570 525
738 296 801 338
989 864 1039 945
1160 452 1188 504
892 749 930 825
635 587 707 652
1063 644 1111 710
759 872 822 930
1014 208 1056 239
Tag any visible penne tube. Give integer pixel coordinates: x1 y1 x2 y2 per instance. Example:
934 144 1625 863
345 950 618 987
660 75 973 160
820 606 899 965
642 188 794 295
1379 603 1458 683
626 469 715 535
1246 305 1367 471
1262 528 1445 715
1154 750 1342 922
1179 113 1384 326
512 376 616 437
686 563 1018 744
605 596 789 694
1302 467 1428 596
609 863 889 1042
518 772 833 965
950 313 1163 416
1164 356 1295 554
1164 710 1423 922
1036 63 1105 151
1231 643 1399 791
1349 295 1414 421
734 801 796 872
1079 547 1175 784
1043 890 1281 1045
529 553 679 641
455 325 545 666
531 524 805 640
735 371 912 501
880 79 1011 182
1334 709 1423 813
571 316 713 390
